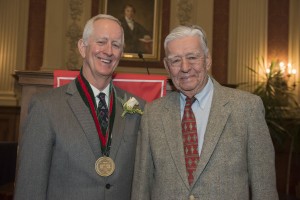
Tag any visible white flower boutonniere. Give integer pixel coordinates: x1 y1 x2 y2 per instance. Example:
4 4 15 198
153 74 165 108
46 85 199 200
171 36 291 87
118 95 143 118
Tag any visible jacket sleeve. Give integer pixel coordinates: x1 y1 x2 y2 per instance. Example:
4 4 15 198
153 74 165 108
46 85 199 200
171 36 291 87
247 96 279 200
131 103 153 200
14 95 54 200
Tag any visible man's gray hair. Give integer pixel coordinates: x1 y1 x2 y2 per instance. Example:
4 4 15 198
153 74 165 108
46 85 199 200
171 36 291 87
164 25 209 56
82 14 124 46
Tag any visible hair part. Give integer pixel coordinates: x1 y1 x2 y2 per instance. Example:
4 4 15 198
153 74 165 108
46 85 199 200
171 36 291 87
82 14 124 46
164 25 209 56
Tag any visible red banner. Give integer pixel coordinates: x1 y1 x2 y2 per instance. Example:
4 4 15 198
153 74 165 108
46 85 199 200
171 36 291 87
53 70 167 102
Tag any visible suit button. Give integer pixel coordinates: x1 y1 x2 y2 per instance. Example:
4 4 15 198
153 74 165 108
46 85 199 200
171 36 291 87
106 184 111 189
189 195 195 200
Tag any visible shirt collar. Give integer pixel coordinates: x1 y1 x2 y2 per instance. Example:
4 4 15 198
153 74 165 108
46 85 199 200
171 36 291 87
125 16 134 23
90 83 110 98
180 76 213 109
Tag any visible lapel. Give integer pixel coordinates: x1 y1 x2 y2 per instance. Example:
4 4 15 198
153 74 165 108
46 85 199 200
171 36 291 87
66 81 102 158
108 87 126 160
66 82 126 161
191 79 231 187
162 92 190 189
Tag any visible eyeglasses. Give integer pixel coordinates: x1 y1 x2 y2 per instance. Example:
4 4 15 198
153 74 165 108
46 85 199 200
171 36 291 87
165 52 205 68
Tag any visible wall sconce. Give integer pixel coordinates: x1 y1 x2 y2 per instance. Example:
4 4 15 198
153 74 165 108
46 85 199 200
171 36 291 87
291 68 297 88
266 61 297 89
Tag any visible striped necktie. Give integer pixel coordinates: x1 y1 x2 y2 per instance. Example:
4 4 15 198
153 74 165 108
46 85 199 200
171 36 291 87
97 92 108 134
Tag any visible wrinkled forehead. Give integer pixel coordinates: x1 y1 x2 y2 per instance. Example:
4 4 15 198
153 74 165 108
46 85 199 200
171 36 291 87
93 18 123 33
92 19 124 43
165 35 202 56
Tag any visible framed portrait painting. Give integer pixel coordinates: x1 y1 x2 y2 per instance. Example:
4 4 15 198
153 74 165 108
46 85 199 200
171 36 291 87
99 0 163 63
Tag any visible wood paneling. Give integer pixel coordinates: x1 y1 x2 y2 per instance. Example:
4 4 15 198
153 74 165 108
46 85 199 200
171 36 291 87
0 107 20 141
212 0 230 84
25 0 46 70
268 0 289 63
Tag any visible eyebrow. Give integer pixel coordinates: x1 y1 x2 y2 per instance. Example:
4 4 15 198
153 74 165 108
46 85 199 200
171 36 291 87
95 37 122 44
167 52 202 58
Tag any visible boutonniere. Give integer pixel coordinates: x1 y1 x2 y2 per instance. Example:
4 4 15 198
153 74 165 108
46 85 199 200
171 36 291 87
117 94 143 118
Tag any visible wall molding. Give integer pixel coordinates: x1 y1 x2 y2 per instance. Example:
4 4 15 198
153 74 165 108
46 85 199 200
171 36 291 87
66 0 84 69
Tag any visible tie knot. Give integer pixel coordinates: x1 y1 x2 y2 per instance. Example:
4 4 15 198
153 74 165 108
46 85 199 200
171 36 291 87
98 92 106 100
185 97 196 107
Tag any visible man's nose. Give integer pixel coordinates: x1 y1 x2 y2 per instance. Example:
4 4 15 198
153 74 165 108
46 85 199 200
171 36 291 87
102 43 113 55
181 58 191 72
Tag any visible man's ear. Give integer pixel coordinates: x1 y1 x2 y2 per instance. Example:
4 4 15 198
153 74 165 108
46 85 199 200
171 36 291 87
163 58 171 74
78 39 86 58
205 53 212 71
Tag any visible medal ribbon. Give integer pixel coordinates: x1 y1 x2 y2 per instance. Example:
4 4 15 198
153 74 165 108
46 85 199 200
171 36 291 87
77 73 115 155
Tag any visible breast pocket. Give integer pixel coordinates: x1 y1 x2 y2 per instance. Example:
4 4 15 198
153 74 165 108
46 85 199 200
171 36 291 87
122 114 141 142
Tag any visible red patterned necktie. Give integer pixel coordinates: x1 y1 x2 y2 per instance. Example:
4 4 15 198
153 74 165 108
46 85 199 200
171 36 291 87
182 97 200 185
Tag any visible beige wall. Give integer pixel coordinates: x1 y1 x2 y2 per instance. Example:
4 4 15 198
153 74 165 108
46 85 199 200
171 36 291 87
289 0 300 101
0 0 29 106
0 0 300 106
228 0 268 91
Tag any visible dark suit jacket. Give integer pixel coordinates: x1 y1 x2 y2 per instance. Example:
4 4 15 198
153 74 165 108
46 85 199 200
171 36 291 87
119 17 150 53
132 79 278 200
14 80 145 200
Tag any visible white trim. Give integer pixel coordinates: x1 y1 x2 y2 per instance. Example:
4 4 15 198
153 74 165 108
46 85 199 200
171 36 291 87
56 77 76 87
56 77 166 97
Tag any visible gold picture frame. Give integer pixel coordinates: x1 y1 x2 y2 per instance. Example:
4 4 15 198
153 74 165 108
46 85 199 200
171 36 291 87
99 0 162 62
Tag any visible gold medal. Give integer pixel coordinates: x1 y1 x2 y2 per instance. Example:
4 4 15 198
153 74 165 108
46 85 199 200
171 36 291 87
95 156 115 177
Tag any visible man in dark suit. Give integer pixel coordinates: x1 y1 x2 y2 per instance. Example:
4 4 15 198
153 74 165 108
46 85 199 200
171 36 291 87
119 4 152 53
14 14 145 200
132 25 278 199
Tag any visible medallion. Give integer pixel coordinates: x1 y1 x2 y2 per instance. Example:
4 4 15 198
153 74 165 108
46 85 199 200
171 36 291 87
95 156 115 177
